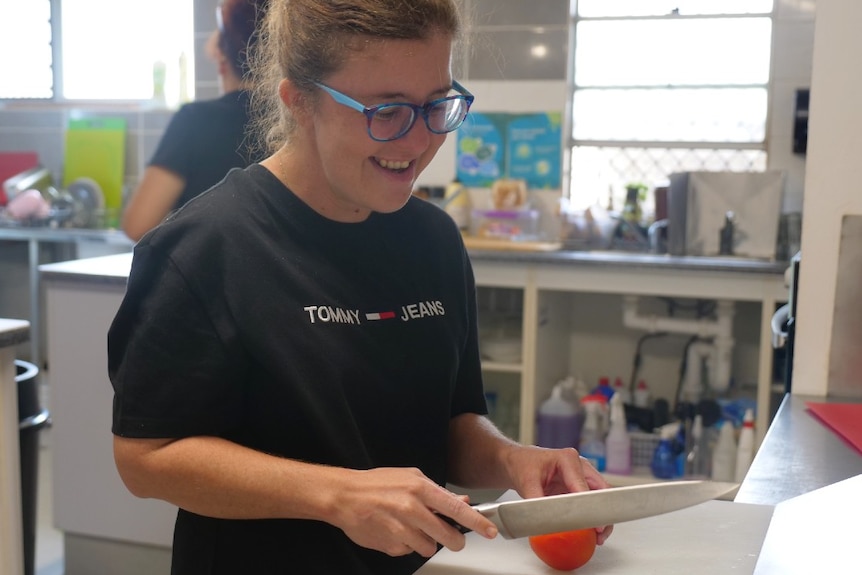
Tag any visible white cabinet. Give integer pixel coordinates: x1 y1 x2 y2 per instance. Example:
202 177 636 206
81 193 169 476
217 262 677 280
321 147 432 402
473 256 788 448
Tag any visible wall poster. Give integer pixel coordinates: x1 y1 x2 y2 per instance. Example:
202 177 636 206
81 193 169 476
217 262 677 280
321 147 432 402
456 111 562 190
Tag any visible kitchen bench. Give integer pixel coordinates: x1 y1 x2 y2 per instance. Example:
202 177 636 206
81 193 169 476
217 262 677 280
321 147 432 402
0 226 133 369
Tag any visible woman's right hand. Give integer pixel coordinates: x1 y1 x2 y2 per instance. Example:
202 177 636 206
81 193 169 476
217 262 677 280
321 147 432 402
328 467 499 557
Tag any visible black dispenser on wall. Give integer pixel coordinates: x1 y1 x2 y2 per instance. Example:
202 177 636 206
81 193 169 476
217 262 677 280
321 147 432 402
793 88 810 155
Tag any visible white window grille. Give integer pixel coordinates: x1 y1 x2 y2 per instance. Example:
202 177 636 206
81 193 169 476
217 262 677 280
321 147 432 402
566 0 774 214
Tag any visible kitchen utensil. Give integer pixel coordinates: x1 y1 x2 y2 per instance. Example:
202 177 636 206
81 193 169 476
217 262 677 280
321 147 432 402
469 480 737 539
66 177 105 228
3 166 53 205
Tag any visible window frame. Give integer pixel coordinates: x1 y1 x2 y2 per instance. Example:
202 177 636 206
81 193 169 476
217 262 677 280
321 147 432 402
1 0 194 106
563 4 777 203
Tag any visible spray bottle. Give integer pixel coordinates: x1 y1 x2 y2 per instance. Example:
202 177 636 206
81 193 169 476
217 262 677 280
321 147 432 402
605 393 632 475
711 419 737 482
734 408 756 483
579 395 607 472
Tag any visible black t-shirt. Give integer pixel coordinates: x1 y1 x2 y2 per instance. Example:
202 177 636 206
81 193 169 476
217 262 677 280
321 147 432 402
149 90 260 210
108 165 488 574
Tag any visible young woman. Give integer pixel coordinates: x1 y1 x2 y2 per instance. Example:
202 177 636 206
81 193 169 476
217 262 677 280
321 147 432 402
120 0 267 241
108 1 612 573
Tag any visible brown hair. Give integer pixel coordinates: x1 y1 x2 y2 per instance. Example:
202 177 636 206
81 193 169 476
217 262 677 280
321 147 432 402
218 0 269 79
248 0 463 156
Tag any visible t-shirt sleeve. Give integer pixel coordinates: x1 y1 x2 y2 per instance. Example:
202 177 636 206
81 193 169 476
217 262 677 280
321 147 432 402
148 104 197 178
108 243 245 439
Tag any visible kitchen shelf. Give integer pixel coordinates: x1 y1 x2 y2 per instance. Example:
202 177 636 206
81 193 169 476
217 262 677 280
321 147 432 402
480 361 523 373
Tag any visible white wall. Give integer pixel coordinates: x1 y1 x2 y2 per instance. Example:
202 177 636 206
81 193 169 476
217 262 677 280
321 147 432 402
793 0 862 395
769 0 817 213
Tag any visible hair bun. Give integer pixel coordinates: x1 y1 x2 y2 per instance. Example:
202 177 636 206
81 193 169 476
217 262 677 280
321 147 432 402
218 0 268 77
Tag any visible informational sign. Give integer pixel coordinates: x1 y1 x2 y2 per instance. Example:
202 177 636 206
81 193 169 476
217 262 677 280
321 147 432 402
456 112 561 189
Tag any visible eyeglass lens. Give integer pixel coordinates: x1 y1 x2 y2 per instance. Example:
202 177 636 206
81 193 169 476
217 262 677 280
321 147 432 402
370 98 468 141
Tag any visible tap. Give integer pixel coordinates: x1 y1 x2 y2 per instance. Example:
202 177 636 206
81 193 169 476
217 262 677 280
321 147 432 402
648 219 669 253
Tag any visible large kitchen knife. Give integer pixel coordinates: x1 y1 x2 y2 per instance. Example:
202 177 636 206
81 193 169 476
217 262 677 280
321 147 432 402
467 480 738 539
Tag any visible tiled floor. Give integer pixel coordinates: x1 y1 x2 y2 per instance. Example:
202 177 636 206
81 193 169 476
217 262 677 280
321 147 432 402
35 430 64 575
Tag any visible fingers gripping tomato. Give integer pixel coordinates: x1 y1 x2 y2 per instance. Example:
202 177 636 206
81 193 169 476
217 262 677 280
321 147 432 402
528 528 597 571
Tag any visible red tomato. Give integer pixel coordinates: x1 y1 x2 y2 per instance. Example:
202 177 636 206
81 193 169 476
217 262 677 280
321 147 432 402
528 528 597 571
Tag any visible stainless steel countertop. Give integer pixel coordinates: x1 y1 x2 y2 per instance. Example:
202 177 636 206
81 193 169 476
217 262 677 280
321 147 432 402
39 252 133 286
0 318 29 348
735 393 862 506
0 225 133 246
37 248 787 283
467 248 787 275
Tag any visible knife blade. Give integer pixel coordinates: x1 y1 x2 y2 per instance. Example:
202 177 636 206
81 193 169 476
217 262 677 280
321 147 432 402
468 480 738 539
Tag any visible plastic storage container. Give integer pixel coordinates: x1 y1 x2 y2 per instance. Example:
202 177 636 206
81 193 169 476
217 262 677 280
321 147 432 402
470 209 540 240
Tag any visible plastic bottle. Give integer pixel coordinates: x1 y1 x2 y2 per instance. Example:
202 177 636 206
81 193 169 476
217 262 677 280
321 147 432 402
593 376 614 401
536 381 584 449
152 59 167 106
612 376 631 404
605 393 632 475
633 380 651 409
684 414 710 478
734 408 756 483
579 398 607 472
650 422 680 479
711 420 737 482
719 211 735 256
444 177 470 231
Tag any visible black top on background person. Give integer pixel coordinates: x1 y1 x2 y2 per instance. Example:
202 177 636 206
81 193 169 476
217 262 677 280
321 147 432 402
121 0 268 242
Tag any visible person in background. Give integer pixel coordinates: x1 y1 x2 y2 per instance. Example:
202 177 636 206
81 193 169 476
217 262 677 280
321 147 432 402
120 0 268 242
108 1 613 573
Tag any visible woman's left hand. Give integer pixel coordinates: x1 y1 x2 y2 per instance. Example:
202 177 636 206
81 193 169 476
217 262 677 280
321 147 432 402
504 445 614 544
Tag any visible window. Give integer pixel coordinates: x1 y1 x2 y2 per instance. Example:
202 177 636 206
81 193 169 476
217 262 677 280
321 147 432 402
0 0 193 102
0 2 53 98
565 0 774 213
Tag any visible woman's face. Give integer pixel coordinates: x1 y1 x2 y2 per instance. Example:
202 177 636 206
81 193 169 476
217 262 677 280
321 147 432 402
294 33 454 222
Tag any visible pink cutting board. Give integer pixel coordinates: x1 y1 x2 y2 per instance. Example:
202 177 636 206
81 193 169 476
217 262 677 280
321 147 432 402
417 499 773 575
805 402 862 455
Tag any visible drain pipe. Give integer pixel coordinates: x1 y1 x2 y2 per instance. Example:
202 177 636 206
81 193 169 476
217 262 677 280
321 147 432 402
622 296 735 395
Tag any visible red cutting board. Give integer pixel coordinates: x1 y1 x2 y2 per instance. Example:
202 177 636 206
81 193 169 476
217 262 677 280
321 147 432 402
0 151 39 204
806 402 862 455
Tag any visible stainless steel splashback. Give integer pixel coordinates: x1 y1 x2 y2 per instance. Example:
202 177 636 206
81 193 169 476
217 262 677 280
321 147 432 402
827 214 862 398
667 171 784 259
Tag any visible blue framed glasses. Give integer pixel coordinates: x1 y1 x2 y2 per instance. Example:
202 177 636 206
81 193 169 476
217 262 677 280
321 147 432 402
313 81 475 142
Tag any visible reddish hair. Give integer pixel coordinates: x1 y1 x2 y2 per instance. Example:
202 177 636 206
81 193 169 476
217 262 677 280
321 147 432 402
218 0 268 78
